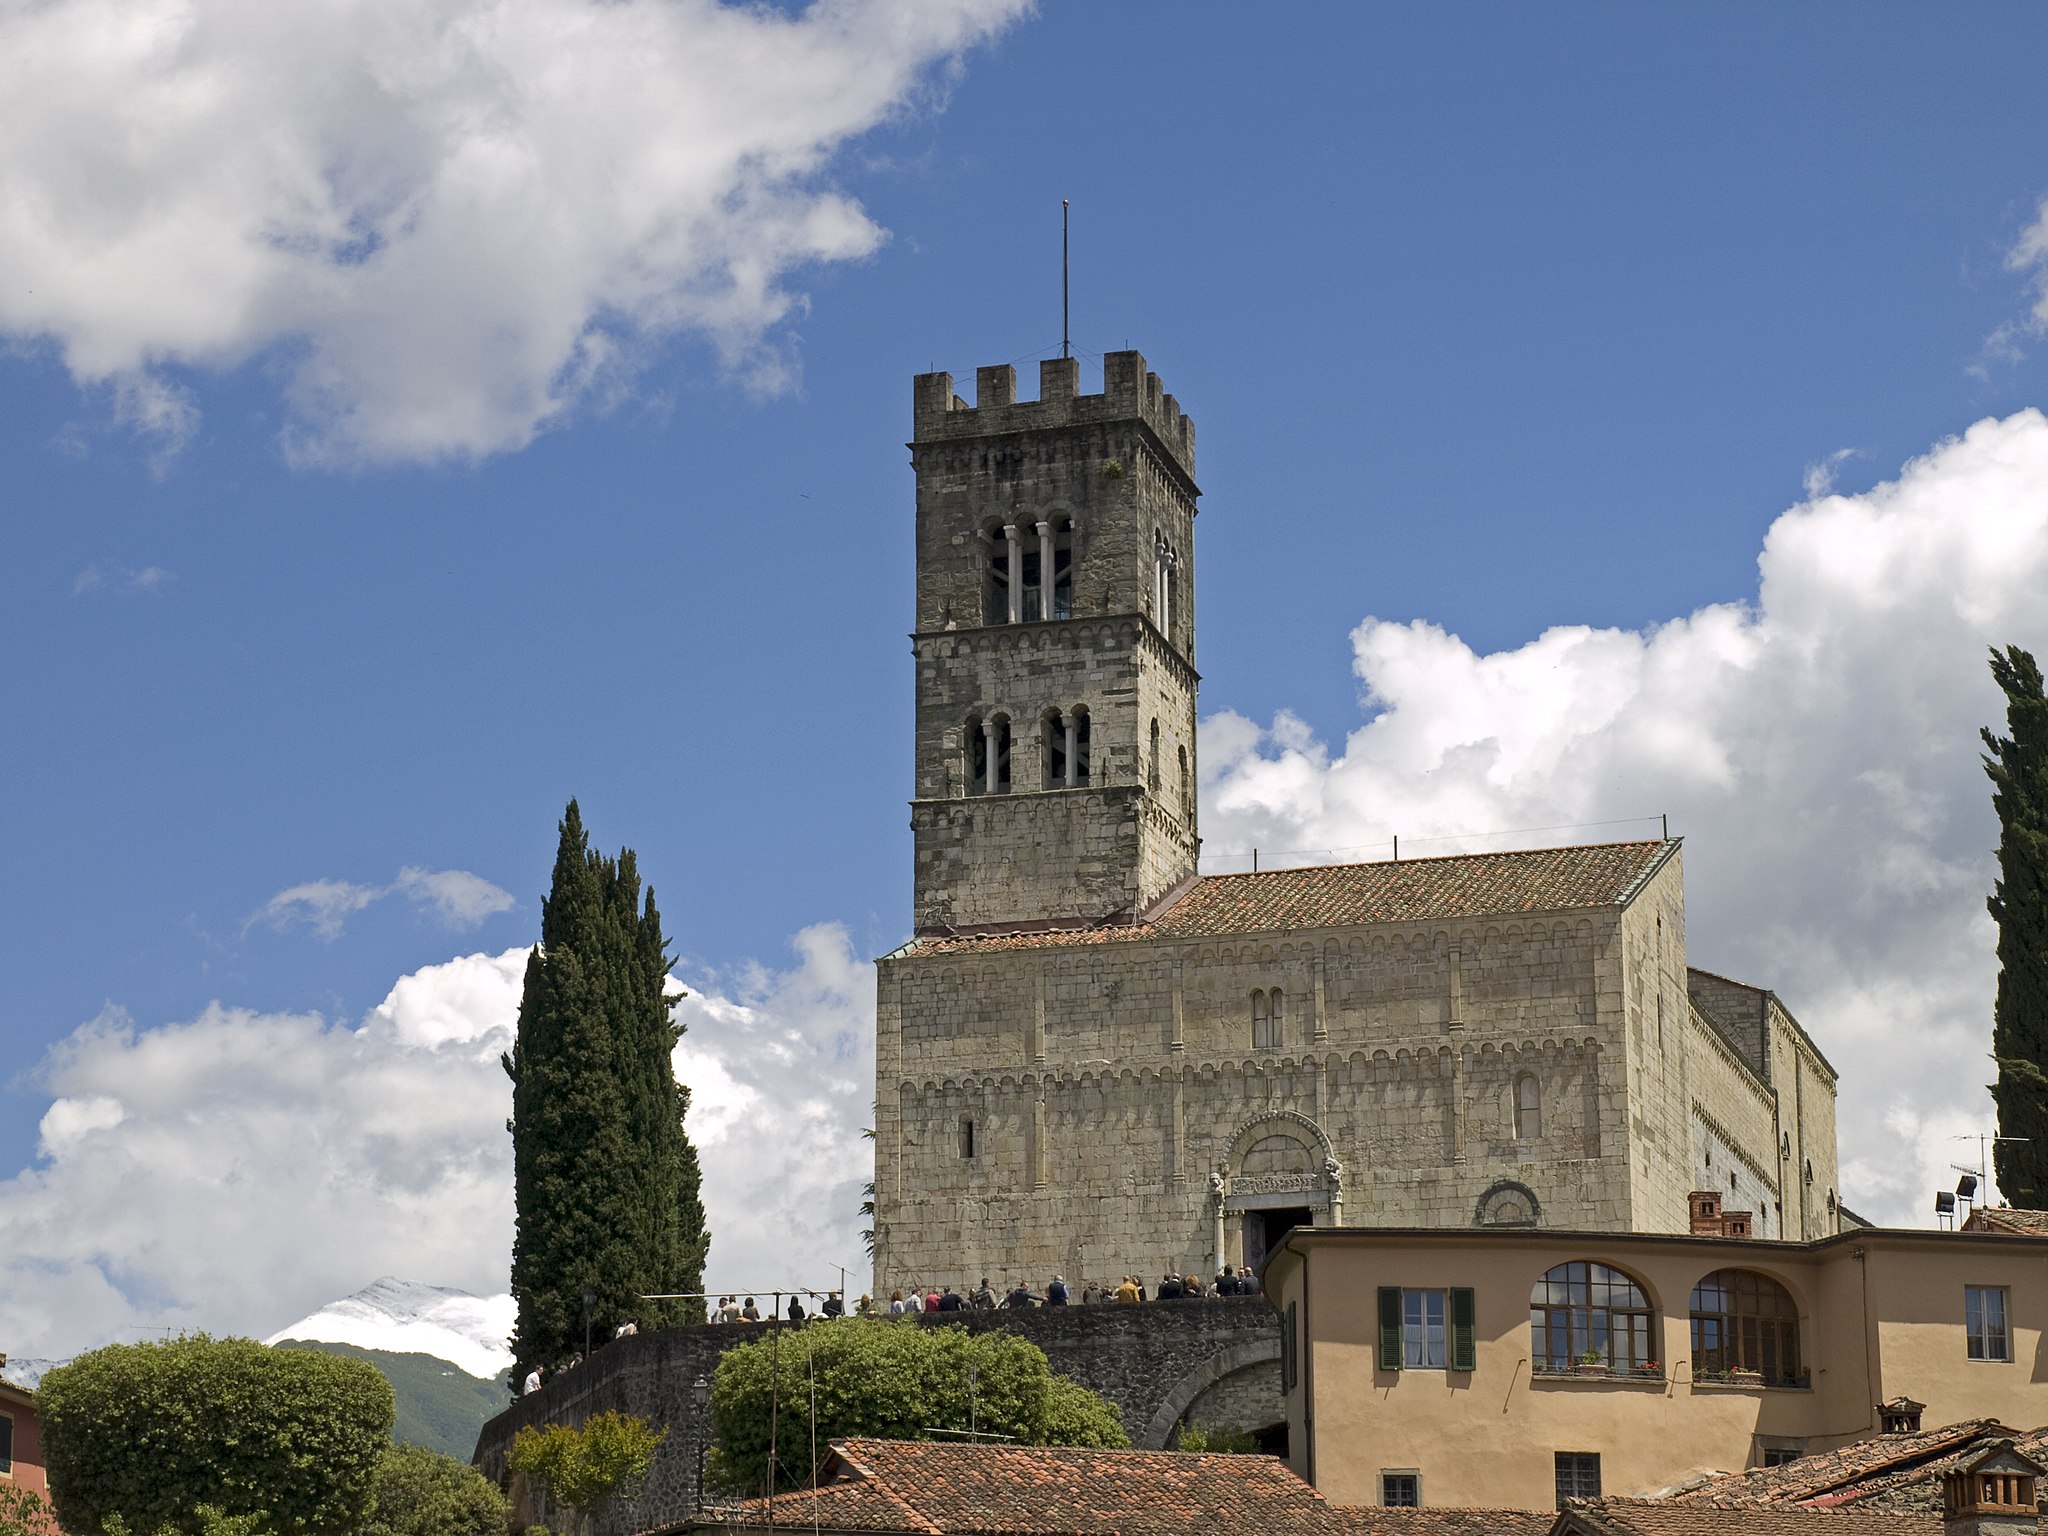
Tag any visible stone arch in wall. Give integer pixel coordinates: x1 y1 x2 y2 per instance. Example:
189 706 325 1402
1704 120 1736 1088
1475 1178 1542 1228
1214 1110 1342 1273
1138 1336 1283 1450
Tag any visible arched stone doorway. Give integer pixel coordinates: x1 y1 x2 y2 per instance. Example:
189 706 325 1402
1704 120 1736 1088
1210 1111 1342 1272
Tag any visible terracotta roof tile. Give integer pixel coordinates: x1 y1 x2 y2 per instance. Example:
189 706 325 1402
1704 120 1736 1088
709 1438 1338 1536
1561 1505 1933 1536
1662 1422 2048 1511
1329 1509 1553 1536
906 842 1674 956
1964 1208 2048 1236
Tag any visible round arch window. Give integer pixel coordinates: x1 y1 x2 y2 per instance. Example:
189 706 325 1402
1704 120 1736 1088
1530 1261 1655 1373
1690 1269 1800 1385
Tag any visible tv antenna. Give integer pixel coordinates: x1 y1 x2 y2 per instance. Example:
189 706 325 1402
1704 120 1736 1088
1061 199 1071 360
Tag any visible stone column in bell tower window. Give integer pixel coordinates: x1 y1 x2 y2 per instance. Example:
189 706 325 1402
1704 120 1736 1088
1036 521 1054 621
1004 524 1023 624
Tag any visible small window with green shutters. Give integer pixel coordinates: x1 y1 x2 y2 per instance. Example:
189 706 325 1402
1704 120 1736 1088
1379 1286 1476 1371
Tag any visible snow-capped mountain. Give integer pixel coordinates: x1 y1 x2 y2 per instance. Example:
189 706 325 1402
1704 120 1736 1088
265 1278 515 1381
0 1358 64 1390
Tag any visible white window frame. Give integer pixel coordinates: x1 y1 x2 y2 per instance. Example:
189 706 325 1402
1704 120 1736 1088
1967 1285 2012 1362
1403 1288 1447 1369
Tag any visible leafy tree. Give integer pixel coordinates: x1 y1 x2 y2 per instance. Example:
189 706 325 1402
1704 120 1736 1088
706 1320 1127 1495
38 1335 392 1536
504 1412 664 1536
361 1444 511 1536
504 800 710 1375
0 1484 58 1536
1986 646 2048 1206
859 1126 877 1260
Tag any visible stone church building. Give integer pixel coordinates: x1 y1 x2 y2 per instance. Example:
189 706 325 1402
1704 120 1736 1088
871 351 1841 1295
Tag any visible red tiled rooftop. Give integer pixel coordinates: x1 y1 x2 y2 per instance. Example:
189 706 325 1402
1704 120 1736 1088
1331 1510 1553 1536
905 841 1675 956
1964 1208 2048 1236
1662 1421 2048 1510
1559 1506 1934 1536
706 1437 1338 1536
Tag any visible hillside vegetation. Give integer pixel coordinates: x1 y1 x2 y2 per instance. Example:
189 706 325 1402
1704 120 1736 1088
274 1341 504 1461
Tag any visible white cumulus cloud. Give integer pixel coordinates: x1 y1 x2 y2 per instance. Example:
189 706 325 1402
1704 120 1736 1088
254 865 516 938
0 927 875 1361
0 0 1026 465
1201 408 2048 1229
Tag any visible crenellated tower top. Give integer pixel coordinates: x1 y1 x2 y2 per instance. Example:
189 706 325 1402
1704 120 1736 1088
912 351 1196 486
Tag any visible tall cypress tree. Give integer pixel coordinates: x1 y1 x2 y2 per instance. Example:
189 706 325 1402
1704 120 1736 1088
504 801 710 1374
1985 646 2048 1208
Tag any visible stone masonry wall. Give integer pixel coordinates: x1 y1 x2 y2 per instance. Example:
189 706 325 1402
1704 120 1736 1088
909 353 1200 932
473 1302 1280 1536
874 896 1678 1294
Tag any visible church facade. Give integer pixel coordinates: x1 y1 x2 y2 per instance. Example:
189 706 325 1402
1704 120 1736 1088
872 352 1840 1295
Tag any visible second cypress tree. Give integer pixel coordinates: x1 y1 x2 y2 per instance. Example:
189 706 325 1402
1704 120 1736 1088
504 801 710 1375
1985 646 2048 1208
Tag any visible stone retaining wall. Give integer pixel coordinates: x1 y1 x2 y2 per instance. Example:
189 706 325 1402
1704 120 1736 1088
473 1298 1281 1536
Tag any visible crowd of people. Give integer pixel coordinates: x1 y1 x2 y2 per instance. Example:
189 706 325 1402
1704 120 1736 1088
520 1266 1264 1392
858 1265 1263 1316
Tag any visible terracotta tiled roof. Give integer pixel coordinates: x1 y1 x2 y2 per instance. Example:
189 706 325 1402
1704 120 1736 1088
1662 1422 2048 1511
1964 1208 2048 1236
1559 1505 1932 1536
1330 1509 1553 1536
710 1438 1337 1536
907 842 1674 956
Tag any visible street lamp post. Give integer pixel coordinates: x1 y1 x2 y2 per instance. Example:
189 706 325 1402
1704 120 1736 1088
692 1374 712 1513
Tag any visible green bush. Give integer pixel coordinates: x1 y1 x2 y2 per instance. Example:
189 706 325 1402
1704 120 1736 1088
505 1412 663 1536
38 1335 393 1536
1173 1426 1258 1454
707 1320 1129 1494
362 1445 510 1536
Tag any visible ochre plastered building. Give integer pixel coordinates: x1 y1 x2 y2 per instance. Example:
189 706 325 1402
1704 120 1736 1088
872 353 1841 1296
1263 1224 2048 1511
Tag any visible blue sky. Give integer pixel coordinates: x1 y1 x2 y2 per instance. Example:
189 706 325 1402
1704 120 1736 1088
9 3 2048 1356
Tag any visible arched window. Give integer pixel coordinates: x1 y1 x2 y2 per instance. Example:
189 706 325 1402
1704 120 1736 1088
1252 989 1283 1050
988 714 1011 793
965 714 986 795
982 523 1012 625
1050 516 1075 620
1154 535 1177 635
1530 1262 1655 1373
1514 1074 1542 1140
1074 709 1091 784
1690 1269 1800 1384
1148 720 1162 792
1043 709 1066 789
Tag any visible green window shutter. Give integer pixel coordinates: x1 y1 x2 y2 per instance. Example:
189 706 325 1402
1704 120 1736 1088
1451 1287 1477 1371
1378 1286 1404 1371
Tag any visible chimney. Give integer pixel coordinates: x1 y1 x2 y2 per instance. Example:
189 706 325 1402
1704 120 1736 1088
1942 1442 2042 1536
1880 1397 1926 1434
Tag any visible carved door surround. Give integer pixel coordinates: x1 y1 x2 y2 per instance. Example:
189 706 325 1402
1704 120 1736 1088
1210 1110 1343 1269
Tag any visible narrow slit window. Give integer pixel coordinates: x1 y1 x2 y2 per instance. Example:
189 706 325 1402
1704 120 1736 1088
1074 710 1092 784
1515 1074 1542 1139
959 1117 976 1160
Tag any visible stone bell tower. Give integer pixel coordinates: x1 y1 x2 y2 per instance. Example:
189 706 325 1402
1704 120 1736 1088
908 351 1201 933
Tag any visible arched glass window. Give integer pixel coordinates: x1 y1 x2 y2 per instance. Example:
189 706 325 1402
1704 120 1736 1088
1530 1262 1655 1373
1690 1270 1800 1384
1252 989 1283 1050
1515 1074 1541 1140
